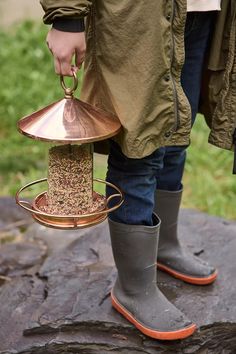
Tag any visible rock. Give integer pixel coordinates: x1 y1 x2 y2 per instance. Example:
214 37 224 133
0 241 47 277
0 197 33 245
0 197 32 224
0 199 235 354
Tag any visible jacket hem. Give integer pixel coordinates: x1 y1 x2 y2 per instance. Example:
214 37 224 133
208 134 234 151
119 136 190 159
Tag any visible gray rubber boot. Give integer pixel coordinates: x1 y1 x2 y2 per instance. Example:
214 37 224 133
155 189 217 285
108 214 196 340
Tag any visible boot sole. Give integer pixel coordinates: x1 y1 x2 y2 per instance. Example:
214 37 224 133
111 291 197 340
157 262 218 285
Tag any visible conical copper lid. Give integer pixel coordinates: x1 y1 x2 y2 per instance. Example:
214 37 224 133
18 74 121 143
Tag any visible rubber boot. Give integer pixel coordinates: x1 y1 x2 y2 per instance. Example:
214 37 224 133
155 189 217 285
108 214 196 340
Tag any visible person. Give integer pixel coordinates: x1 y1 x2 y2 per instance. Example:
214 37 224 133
40 0 236 340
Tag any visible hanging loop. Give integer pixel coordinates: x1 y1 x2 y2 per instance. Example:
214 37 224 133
60 70 78 98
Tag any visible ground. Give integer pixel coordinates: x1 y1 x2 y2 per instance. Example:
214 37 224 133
0 197 236 353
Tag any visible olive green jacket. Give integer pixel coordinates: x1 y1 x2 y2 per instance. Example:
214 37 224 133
41 0 236 159
200 0 236 153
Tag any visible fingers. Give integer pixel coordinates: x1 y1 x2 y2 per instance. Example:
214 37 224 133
52 56 73 76
51 49 84 76
60 57 75 77
71 65 79 74
75 48 86 70
53 57 61 76
46 29 86 76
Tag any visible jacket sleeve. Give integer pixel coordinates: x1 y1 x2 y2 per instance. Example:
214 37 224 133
53 18 85 32
40 0 93 24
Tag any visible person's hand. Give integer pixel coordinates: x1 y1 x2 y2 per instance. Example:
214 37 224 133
46 28 86 76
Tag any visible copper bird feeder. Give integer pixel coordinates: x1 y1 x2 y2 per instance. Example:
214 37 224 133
16 73 124 229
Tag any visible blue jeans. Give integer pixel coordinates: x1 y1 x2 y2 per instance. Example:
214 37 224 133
106 12 215 226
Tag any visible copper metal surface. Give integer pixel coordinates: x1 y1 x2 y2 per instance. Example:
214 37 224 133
60 73 78 98
32 191 107 229
16 74 123 229
18 75 121 143
16 178 124 230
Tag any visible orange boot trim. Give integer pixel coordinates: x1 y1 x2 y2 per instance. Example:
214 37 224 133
111 291 197 341
157 262 218 285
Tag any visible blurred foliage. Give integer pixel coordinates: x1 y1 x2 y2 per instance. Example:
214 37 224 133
183 117 236 219
0 21 235 219
0 21 83 196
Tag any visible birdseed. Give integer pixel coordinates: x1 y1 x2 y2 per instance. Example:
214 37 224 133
43 144 94 215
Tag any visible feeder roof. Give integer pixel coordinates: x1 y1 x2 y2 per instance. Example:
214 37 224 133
18 96 121 144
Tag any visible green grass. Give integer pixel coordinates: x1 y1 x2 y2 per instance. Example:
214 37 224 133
0 21 235 220
183 117 236 219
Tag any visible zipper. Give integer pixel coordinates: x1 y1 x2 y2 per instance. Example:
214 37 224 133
232 129 236 174
170 0 180 133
